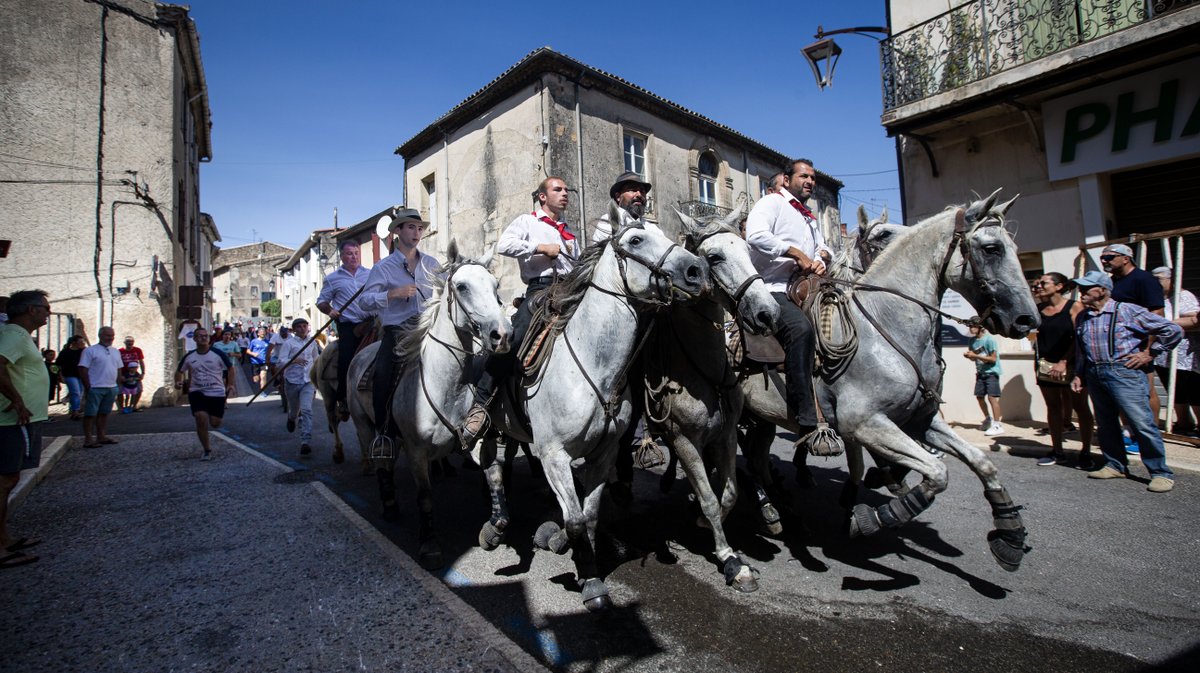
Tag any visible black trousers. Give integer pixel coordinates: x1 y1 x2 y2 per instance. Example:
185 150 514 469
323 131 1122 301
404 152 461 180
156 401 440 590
373 324 409 434
772 292 818 428
475 277 554 402
334 319 366 405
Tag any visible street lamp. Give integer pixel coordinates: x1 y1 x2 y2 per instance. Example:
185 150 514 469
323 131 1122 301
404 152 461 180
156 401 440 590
801 24 890 90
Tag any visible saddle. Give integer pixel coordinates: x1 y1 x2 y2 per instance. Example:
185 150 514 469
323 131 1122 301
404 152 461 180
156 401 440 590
728 274 828 369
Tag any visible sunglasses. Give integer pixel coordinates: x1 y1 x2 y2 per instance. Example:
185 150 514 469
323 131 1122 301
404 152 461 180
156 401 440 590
1099 254 1121 262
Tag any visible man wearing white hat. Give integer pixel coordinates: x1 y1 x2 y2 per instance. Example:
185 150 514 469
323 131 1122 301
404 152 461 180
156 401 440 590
1071 270 1182 493
359 208 440 442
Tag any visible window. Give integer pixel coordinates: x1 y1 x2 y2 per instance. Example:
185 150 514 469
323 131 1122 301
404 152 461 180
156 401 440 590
422 175 437 229
249 285 259 297
698 152 718 205
251 308 259 318
623 133 647 179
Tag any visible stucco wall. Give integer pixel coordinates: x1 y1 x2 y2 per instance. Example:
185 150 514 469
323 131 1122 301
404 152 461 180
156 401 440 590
0 0 205 406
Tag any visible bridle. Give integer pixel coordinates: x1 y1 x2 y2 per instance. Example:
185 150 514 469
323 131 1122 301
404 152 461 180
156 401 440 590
936 209 1006 330
686 227 763 313
600 224 697 307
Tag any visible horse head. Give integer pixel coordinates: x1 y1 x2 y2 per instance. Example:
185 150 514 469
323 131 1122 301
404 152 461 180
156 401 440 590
675 195 779 335
830 207 907 280
442 238 510 354
605 201 707 304
947 190 1039 338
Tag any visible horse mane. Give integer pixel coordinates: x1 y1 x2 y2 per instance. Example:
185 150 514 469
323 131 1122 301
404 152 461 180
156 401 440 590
830 234 865 281
545 237 609 323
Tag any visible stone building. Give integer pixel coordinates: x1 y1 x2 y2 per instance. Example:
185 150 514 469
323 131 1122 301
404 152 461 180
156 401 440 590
878 0 1200 421
396 47 843 299
276 231 339 329
0 0 214 406
211 242 293 327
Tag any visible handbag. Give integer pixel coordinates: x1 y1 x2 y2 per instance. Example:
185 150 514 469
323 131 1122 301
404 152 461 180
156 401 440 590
1036 358 1070 384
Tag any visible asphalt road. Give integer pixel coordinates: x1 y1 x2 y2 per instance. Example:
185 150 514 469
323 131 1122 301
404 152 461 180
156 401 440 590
39 392 1200 673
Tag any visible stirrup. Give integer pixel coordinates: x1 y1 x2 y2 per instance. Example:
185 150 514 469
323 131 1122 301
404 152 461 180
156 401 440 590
369 433 396 460
798 422 844 458
460 403 490 450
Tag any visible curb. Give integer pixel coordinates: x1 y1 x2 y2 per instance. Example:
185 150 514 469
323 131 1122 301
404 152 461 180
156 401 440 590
213 431 551 673
7 435 71 511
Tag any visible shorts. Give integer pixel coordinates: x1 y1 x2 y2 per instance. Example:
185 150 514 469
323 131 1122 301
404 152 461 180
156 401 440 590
84 386 119 416
120 384 141 396
188 392 227 418
974 373 1001 398
0 422 44 474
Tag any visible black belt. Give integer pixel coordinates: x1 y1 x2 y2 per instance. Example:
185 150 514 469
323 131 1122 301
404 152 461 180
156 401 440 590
526 277 555 292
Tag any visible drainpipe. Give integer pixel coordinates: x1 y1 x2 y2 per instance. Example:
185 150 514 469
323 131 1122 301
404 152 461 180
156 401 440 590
443 130 451 245
574 72 587 225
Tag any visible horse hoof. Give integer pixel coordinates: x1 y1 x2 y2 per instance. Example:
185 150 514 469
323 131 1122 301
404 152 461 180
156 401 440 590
581 579 611 612
988 529 1029 572
759 503 783 536
332 449 345 465
533 521 569 554
849 503 881 538
723 557 758 593
479 520 506 551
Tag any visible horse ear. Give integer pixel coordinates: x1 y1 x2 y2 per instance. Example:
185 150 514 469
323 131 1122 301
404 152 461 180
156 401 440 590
478 243 495 269
674 207 698 234
446 238 459 264
995 193 1020 217
719 194 748 229
857 205 869 228
879 206 889 224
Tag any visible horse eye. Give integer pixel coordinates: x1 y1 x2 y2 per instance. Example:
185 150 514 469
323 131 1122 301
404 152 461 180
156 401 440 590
629 235 643 246
455 283 468 292
983 244 1002 255
706 253 724 265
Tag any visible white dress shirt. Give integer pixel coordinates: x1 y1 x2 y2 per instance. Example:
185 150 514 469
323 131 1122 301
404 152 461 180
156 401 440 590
590 206 664 244
275 334 321 385
359 249 442 327
497 208 578 283
318 264 371 323
745 190 834 292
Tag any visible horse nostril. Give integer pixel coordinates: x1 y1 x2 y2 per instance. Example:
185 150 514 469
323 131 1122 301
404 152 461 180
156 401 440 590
687 265 702 281
491 330 502 343
1014 314 1037 327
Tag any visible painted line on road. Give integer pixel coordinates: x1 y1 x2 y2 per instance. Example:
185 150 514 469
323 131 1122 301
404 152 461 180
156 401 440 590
308 481 551 673
212 431 291 473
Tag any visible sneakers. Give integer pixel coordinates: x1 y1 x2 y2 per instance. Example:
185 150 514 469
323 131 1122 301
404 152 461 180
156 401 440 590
1087 465 1127 479
287 418 296 433
201 450 212 461
1147 476 1174 493
979 418 994 431
984 422 1004 437
1037 453 1064 467
300 443 312 456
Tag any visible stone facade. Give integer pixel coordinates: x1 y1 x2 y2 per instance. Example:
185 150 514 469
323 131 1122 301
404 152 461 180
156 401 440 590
211 242 293 327
276 232 338 330
880 1 1200 422
396 48 843 301
0 0 214 407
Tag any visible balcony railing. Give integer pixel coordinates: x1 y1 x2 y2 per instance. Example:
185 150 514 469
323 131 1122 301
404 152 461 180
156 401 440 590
881 0 1195 112
678 200 742 220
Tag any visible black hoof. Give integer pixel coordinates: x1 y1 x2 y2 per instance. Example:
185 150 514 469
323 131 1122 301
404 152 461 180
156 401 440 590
723 556 759 593
581 578 611 612
849 503 880 538
533 521 570 554
987 529 1030 572
479 519 506 551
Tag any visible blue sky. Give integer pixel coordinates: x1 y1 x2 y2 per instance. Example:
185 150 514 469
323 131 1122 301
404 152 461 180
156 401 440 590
190 1 900 249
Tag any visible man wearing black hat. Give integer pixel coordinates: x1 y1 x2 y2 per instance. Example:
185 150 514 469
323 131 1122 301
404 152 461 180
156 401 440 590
591 171 661 242
359 208 440 442
745 158 837 458
462 177 577 445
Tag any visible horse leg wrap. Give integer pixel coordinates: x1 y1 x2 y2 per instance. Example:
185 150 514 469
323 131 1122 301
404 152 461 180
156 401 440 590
985 488 1030 572
479 517 507 551
876 486 934 529
533 521 570 555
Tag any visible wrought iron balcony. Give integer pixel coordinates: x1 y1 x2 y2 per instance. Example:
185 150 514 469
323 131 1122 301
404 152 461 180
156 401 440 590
678 200 740 220
881 0 1195 112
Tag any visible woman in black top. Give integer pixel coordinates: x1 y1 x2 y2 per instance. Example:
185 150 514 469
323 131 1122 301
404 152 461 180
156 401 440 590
1033 272 1094 467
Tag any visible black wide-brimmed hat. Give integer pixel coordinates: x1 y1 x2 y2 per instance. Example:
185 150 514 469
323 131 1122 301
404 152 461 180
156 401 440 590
609 171 652 200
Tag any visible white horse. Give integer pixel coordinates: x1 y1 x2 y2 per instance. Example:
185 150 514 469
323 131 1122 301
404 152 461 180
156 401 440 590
491 210 707 611
740 191 1040 572
639 201 780 592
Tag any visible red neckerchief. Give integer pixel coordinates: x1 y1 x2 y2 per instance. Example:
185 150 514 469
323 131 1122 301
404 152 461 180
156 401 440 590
533 211 575 242
783 193 815 220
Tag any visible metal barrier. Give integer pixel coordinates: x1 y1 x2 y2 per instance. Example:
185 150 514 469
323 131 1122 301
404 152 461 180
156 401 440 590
1078 225 1199 441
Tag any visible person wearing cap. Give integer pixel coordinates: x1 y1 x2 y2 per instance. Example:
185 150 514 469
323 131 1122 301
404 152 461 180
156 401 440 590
459 177 577 445
274 318 322 456
1151 266 1200 437
590 171 661 242
1070 270 1182 492
1102 243 1168 423
118 335 145 410
360 208 440 442
744 158 838 461
317 238 371 420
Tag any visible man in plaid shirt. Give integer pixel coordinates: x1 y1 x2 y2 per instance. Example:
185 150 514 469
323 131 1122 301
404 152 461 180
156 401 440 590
1070 271 1182 493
